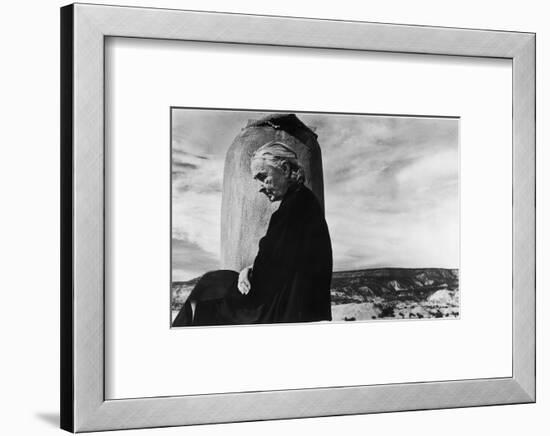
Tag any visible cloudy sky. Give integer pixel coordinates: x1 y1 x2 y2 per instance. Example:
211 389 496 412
172 109 459 281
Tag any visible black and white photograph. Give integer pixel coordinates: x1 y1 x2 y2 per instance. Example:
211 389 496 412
171 109 460 327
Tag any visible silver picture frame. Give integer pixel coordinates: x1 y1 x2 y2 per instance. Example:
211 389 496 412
60 3 535 432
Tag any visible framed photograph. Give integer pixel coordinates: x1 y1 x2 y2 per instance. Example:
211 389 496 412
60 3 535 432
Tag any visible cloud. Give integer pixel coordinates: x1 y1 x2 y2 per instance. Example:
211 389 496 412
301 113 459 269
172 238 220 281
325 191 459 270
172 189 222 258
172 154 224 194
171 110 232 262
172 109 260 156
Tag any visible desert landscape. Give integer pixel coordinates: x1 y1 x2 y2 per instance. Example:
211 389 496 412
171 267 459 323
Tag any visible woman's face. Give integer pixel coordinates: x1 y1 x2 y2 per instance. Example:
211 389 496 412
251 159 290 202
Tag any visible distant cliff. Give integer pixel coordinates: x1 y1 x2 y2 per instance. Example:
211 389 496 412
330 268 458 304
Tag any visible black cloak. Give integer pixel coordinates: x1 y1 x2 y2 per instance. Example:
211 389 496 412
172 184 333 326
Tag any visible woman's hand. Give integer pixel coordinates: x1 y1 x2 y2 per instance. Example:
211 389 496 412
238 266 252 295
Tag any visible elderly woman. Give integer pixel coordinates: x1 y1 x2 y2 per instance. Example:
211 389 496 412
172 141 333 326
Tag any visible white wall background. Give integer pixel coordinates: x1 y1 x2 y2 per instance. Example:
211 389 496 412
0 0 545 435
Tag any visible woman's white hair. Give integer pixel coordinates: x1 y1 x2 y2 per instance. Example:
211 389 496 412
251 140 306 184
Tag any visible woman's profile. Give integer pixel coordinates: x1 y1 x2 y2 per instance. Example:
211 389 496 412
172 140 333 327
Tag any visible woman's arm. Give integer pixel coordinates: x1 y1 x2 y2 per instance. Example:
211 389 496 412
237 264 253 295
